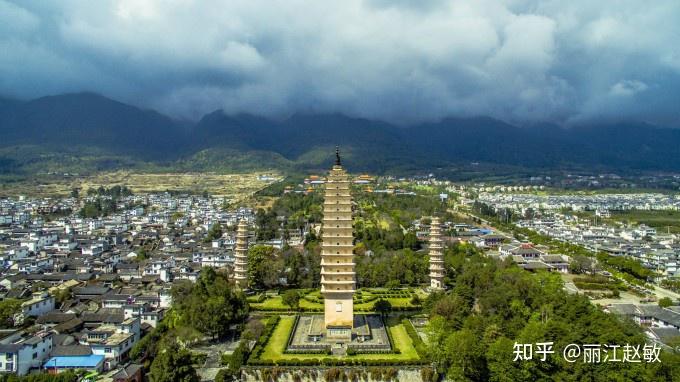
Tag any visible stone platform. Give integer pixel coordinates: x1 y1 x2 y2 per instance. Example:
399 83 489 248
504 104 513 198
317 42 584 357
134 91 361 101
287 314 391 353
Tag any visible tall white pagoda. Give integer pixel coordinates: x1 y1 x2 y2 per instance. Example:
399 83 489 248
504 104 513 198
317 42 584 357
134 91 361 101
321 148 355 339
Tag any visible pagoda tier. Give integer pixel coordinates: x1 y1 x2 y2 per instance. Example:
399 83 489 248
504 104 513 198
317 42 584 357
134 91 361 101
321 157 355 335
429 216 445 290
233 219 249 287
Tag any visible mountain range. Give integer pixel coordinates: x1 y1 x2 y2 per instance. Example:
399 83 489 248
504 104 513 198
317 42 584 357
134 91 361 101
1 92 680 176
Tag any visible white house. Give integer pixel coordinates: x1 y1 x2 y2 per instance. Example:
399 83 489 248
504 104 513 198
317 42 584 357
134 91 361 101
20 292 55 319
0 330 53 375
87 318 140 370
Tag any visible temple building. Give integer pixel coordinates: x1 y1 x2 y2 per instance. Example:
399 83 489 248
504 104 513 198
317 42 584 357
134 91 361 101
233 219 249 287
429 216 444 290
321 148 355 339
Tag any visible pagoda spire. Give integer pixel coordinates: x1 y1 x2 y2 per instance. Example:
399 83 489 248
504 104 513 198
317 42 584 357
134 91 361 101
335 146 342 166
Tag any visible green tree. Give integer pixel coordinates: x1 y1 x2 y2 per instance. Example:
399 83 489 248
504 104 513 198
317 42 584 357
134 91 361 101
206 223 224 242
0 299 22 328
172 269 249 339
569 255 595 274
403 231 420 250
149 343 199 382
444 329 487 381
247 245 282 289
374 299 392 315
486 336 528 382
658 296 673 308
52 288 72 306
219 342 248 381
130 319 169 361
282 290 300 311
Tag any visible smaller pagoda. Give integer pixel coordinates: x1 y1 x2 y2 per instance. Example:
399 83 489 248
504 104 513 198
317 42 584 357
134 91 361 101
233 219 249 287
429 216 444 290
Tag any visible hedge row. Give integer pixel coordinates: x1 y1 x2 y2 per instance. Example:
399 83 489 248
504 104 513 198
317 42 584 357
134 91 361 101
251 305 423 312
371 292 413 297
384 319 397 353
284 347 331 355
574 282 618 291
402 318 428 359
346 347 396 355
247 315 281 363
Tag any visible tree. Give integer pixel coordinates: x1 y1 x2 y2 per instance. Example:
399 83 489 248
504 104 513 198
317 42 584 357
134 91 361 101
0 371 80 382
374 299 392 315
215 369 229 382
282 290 300 311
426 316 450 373
569 255 595 274
283 249 305 286
247 245 282 289
172 269 249 340
658 297 674 308
430 293 471 330
52 288 72 306
486 336 528 382
0 299 22 328
206 223 223 242
242 319 264 342
403 231 420 250
149 343 199 382
130 319 169 361
220 342 248 381
135 247 149 262
444 329 488 381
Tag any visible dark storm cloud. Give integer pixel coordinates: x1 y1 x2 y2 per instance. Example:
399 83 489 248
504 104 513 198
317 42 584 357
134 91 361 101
1 0 679 126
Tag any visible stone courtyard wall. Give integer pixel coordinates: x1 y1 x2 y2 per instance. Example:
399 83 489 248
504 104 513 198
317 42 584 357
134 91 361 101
241 366 432 382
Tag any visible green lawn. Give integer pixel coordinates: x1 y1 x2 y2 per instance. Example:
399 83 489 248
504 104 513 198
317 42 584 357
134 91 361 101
258 315 420 362
260 315 297 360
250 296 289 310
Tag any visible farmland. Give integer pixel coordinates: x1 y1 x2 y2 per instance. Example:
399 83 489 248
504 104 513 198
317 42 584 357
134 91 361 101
0 171 282 201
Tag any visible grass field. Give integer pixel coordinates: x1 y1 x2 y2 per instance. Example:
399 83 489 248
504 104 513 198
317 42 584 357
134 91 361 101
259 315 420 362
0 170 282 200
608 210 680 233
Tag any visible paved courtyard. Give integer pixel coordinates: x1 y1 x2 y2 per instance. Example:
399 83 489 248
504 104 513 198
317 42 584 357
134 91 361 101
288 314 391 352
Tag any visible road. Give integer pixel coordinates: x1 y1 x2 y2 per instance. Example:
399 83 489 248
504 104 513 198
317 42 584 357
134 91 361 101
456 205 680 304
652 285 680 301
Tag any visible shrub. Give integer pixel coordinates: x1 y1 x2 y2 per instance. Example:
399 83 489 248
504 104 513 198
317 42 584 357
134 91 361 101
421 367 438 382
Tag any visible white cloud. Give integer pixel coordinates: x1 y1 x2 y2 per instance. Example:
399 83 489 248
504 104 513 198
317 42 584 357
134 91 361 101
609 80 648 97
0 0 679 125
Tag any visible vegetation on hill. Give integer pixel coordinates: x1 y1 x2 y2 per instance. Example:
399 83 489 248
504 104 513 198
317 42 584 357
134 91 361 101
5 93 680 176
426 244 680 381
